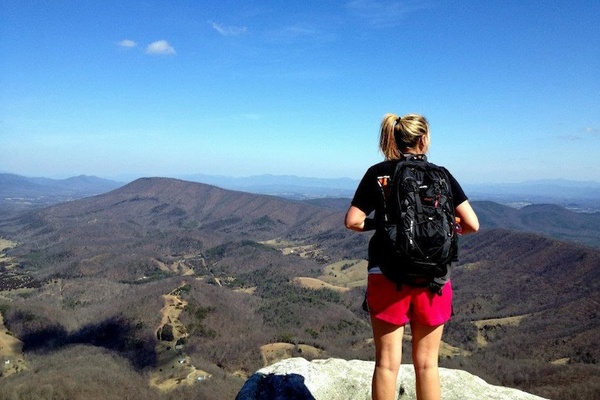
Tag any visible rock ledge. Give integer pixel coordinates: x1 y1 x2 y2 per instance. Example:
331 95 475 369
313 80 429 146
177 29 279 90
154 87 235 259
236 357 548 400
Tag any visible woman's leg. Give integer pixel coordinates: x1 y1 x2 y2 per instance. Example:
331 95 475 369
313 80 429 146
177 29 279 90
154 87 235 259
370 315 405 400
411 321 444 400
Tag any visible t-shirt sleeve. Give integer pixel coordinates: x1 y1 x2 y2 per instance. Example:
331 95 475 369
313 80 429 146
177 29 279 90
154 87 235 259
445 168 468 206
351 167 378 215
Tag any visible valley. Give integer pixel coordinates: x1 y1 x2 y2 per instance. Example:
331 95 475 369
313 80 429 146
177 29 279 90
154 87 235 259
0 178 598 400
150 284 211 391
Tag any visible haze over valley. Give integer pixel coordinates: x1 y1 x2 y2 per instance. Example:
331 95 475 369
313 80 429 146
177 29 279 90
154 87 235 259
3 172 600 212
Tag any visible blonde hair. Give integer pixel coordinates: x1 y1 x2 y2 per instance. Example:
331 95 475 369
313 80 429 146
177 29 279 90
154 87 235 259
379 113 430 160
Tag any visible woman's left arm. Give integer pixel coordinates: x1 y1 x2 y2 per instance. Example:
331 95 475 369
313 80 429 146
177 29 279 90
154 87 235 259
345 206 368 232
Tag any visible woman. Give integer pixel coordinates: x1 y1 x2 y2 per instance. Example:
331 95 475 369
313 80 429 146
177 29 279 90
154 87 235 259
345 113 479 400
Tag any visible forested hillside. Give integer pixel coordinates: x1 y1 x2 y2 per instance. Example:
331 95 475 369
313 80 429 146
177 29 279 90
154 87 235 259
0 178 598 399
443 230 600 398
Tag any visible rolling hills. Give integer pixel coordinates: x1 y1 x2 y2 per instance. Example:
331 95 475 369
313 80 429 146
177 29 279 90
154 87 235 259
0 177 599 399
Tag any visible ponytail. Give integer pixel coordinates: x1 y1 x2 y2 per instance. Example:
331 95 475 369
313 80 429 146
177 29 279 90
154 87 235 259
379 113 401 160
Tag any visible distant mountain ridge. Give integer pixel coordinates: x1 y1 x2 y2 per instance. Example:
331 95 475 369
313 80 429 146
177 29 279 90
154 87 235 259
473 201 600 248
0 173 124 210
176 173 358 199
178 174 600 207
2 172 599 211
466 180 600 209
172 174 600 213
0 173 122 193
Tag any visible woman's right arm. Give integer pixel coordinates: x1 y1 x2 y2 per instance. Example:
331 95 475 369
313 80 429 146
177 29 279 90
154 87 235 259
455 200 479 234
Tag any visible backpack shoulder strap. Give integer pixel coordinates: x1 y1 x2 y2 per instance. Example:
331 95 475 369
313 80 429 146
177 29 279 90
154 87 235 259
402 153 427 162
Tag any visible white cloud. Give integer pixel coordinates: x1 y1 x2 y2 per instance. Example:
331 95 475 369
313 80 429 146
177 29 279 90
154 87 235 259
118 39 137 48
211 22 247 36
584 127 600 137
146 40 176 55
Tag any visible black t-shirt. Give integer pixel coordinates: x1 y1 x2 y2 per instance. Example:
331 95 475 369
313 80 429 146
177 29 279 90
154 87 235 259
351 159 468 270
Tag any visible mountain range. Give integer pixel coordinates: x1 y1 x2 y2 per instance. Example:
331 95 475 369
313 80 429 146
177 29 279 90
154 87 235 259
0 176 599 399
2 172 599 211
0 173 124 210
160 174 600 212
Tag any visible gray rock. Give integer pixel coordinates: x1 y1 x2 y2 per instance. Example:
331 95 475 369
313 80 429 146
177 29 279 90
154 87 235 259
236 357 549 400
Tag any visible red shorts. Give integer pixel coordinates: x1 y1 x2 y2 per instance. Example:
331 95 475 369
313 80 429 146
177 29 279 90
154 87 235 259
367 273 452 326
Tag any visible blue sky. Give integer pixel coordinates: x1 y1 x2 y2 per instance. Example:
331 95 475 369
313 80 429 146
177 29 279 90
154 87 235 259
1 0 599 184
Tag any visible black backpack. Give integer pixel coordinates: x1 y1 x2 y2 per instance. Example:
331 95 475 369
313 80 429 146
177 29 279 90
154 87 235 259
376 154 458 294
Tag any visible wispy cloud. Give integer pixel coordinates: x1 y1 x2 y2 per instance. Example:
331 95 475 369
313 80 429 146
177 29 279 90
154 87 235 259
268 24 318 41
263 23 337 47
281 25 318 37
146 40 176 55
346 0 430 27
211 22 248 36
584 127 600 137
117 39 137 48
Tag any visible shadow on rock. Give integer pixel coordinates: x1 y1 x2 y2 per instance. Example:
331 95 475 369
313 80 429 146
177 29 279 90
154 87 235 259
236 372 316 400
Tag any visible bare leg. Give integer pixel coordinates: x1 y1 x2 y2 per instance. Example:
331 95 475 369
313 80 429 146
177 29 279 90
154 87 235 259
411 321 444 400
370 315 405 400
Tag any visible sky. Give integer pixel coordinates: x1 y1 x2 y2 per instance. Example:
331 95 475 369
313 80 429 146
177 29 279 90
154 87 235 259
1 0 599 184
